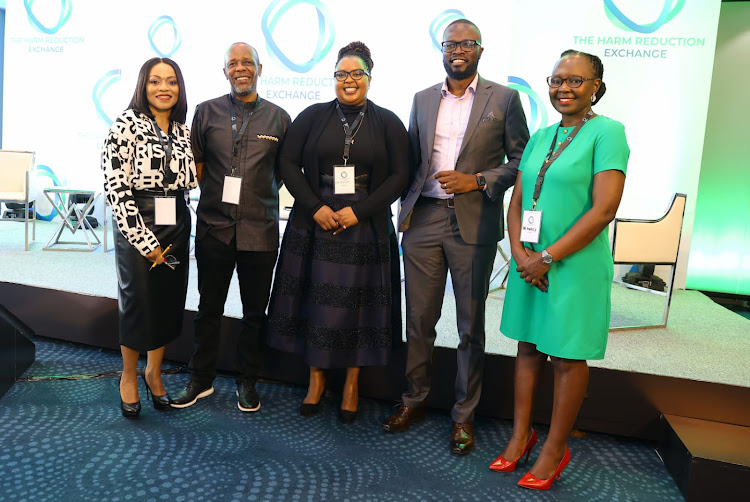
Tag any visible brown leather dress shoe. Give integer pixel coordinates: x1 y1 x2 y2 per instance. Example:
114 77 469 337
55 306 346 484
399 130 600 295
381 405 426 433
450 422 475 455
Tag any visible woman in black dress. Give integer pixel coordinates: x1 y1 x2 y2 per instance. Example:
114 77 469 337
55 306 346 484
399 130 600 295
266 42 409 423
102 58 197 418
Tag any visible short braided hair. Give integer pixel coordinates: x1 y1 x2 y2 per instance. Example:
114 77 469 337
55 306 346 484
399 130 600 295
560 49 606 105
336 41 373 73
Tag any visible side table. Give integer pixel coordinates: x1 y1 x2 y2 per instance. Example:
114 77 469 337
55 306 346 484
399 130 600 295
42 188 102 251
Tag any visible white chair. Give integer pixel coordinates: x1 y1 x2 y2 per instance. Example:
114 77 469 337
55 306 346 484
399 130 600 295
611 193 687 330
0 150 37 250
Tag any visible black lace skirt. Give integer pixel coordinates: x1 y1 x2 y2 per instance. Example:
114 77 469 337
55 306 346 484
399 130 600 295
114 192 190 351
266 186 399 368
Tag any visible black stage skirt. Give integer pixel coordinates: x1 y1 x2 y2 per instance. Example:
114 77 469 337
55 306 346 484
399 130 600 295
114 191 190 351
266 185 399 368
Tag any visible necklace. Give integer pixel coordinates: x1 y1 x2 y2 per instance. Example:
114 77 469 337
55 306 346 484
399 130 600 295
344 113 366 145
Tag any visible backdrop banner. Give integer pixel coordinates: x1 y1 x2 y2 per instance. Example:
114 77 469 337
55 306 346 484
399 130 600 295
3 0 721 286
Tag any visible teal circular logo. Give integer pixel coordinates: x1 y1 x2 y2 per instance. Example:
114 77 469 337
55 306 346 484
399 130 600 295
92 69 122 127
429 9 465 52
148 15 181 58
604 0 685 34
24 0 72 35
507 76 548 134
35 165 63 221
261 0 335 73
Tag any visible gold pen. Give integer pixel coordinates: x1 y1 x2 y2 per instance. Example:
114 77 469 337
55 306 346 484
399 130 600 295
149 243 173 271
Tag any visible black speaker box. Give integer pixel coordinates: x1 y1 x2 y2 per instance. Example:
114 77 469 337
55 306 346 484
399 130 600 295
0 304 36 399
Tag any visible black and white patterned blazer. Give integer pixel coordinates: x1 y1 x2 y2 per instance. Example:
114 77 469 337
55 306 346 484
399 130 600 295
102 109 197 256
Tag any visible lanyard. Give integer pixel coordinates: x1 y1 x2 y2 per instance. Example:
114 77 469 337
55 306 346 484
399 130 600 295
335 101 367 165
531 109 595 210
151 119 173 161
228 95 258 175
151 119 175 192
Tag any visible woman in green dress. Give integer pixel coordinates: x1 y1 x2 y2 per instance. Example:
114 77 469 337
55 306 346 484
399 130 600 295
490 50 629 490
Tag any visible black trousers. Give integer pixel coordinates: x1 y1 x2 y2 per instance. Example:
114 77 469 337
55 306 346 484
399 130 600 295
190 232 277 385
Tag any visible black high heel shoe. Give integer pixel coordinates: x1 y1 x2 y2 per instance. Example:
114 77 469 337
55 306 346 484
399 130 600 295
299 401 321 417
339 384 358 424
300 377 325 417
339 409 357 424
142 369 171 411
119 377 141 419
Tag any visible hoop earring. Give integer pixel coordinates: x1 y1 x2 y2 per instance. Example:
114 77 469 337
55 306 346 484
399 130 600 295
591 95 596 103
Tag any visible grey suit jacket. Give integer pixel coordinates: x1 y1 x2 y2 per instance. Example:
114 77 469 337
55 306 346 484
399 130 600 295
398 76 529 245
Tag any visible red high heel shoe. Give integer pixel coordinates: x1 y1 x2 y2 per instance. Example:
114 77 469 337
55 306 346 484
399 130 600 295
489 430 538 472
517 447 570 490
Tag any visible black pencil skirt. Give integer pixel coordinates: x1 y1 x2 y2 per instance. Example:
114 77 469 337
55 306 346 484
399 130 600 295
114 192 191 351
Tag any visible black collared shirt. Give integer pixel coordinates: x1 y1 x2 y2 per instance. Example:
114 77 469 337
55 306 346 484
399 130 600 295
191 94 290 251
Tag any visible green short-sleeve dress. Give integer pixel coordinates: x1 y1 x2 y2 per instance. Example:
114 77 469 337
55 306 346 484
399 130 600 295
500 115 629 360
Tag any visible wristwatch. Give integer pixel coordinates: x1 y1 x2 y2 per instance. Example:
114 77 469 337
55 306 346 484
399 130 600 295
475 173 486 190
541 249 554 265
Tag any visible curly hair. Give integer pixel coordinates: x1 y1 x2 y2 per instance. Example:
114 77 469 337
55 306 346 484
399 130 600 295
336 41 373 73
560 49 606 105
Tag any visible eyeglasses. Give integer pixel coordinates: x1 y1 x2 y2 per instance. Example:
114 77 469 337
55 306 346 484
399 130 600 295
163 255 180 270
333 69 370 81
150 255 180 271
546 75 596 88
441 40 481 52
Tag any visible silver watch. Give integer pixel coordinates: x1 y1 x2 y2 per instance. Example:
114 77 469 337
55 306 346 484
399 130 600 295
541 249 554 265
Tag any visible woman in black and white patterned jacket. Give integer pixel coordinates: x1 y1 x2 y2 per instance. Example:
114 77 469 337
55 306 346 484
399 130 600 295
102 57 197 419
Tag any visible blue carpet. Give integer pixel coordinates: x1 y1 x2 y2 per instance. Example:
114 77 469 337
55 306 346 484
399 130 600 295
0 338 684 501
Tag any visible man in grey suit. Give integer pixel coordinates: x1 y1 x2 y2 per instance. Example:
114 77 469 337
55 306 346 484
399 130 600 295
382 19 529 455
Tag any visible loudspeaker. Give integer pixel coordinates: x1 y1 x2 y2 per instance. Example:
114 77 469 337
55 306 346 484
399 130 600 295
0 304 36 399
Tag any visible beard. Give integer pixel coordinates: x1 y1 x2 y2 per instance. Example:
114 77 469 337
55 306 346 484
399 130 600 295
231 81 256 97
443 58 480 81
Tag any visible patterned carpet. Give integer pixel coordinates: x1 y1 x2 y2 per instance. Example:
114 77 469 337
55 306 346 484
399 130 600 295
0 338 684 501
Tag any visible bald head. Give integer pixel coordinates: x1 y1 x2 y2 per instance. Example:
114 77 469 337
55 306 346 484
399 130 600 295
225 42 259 67
223 42 262 102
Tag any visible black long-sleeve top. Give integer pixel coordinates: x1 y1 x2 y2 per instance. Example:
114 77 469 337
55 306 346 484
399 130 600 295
279 99 409 239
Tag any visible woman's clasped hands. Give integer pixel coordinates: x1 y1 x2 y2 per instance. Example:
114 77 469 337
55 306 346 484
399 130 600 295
313 205 359 235
513 248 550 293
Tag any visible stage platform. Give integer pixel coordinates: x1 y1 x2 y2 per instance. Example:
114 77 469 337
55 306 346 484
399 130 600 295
2 220 749 441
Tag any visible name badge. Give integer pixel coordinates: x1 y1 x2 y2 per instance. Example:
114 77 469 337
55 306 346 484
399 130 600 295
154 196 176 226
222 175 242 205
520 210 542 244
334 165 355 194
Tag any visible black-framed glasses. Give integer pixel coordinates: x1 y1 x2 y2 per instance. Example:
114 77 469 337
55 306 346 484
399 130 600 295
333 69 370 81
441 40 481 52
546 75 595 88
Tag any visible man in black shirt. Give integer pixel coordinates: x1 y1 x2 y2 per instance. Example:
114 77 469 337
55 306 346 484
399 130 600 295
171 42 291 412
